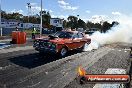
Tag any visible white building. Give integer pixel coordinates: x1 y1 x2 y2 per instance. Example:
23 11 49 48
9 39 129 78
50 18 63 27
0 18 41 35
1 18 23 28
23 23 40 29
1 18 40 29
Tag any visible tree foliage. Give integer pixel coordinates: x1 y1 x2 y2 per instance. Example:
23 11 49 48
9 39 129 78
78 19 87 30
67 16 78 29
1 10 119 32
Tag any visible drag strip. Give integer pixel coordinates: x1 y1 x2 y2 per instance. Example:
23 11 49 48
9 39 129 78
0 46 112 88
0 44 131 88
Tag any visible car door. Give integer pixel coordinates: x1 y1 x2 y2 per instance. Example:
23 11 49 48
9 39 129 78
72 33 81 49
77 33 87 48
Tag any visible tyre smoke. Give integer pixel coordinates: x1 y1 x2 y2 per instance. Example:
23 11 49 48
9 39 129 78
84 15 132 51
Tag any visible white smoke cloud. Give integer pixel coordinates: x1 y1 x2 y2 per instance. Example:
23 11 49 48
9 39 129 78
84 14 132 51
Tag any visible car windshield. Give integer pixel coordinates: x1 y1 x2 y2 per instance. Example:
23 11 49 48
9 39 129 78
53 31 73 38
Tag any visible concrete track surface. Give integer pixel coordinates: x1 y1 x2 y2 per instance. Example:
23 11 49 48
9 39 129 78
0 43 131 88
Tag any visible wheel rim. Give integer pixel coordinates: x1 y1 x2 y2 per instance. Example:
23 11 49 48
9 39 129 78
61 48 67 56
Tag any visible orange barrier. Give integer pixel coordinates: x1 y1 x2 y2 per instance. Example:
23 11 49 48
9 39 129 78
20 32 26 44
12 31 26 44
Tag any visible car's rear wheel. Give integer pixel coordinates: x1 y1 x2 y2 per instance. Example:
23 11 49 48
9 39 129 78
60 47 67 57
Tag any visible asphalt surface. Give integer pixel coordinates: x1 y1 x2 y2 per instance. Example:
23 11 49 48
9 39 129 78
0 43 131 88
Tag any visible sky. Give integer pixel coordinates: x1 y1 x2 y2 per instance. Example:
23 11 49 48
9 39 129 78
1 0 132 22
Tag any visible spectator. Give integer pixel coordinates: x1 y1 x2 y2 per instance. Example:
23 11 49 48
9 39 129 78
16 27 18 31
32 27 36 39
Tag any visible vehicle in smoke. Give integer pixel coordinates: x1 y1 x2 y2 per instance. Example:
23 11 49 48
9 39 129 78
85 28 100 36
33 31 91 57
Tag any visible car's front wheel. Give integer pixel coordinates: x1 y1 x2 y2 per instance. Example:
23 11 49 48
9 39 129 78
60 47 68 57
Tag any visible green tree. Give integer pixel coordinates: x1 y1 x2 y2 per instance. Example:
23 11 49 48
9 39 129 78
42 13 51 28
102 21 111 33
1 11 7 19
23 16 28 23
111 21 119 27
77 19 87 30
67 16 78 29
63 20 67 28
39 10 51 28
86 21 94 29
94 23 102 31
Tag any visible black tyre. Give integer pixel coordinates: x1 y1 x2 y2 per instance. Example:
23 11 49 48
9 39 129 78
39 51 44 56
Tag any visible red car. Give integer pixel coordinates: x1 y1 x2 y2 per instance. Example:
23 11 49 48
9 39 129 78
33 31 91 57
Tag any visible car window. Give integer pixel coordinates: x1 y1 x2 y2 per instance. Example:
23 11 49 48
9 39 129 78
53 31 73 38
58 33 67 38
78 33 84 38
72 33 79 38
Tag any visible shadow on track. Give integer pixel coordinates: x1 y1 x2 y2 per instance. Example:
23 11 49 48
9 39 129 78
9 53 60 69
9 50 82 69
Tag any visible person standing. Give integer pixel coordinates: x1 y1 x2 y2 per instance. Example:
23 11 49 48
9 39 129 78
32 27 36 39
16 27 19 31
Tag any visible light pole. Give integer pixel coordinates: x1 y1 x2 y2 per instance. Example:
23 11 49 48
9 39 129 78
0 0 2 36
77 15 79 29
77 15 79 19
40 0 42 37
27 3 31 23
